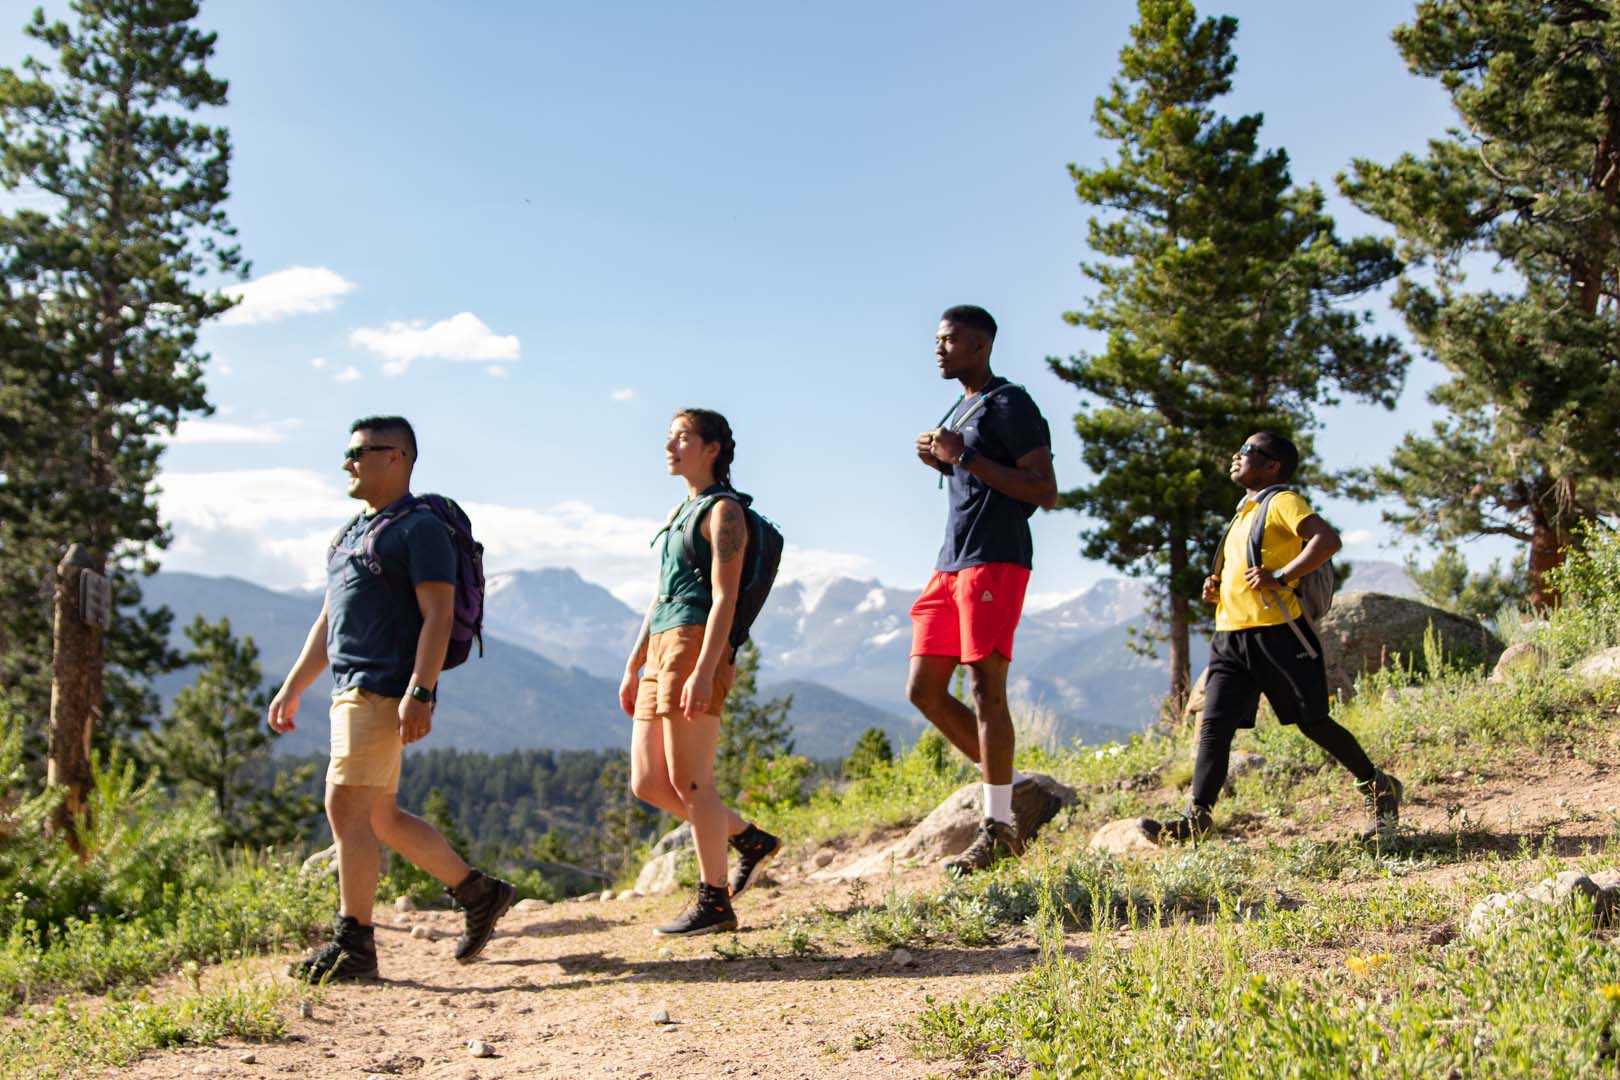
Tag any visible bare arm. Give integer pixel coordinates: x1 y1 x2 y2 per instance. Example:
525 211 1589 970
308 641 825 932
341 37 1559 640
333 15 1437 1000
681 498 747 717
931 428 1059 510
619 598 657 717
397 580 454 745
267 601 330 733
1245 515 1342 590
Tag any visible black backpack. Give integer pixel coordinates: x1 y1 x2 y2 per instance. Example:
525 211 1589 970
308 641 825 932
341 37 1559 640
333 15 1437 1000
679 490 783 660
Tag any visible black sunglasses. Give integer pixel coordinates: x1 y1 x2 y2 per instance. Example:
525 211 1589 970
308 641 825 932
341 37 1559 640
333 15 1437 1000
1236 443 1274 461
343 444 401 462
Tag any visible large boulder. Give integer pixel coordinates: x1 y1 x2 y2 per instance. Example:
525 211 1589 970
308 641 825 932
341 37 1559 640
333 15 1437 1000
1572 645 1620 683
811 773 1078 880
1315 591 1505 699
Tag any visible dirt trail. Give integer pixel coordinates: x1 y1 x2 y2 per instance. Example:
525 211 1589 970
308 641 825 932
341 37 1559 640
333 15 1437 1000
111 747 1620 1080
114 854 1032 1080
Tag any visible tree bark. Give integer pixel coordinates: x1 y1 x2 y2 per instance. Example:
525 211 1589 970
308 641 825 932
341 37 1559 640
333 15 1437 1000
1526 478 1577 609
1167 530 1191 720
48 544 105 849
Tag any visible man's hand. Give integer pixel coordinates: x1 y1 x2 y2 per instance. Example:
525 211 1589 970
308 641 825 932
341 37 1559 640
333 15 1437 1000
1201 575 1220 604
267 686 300 734
398 695 433 745
930 429 967 465
618 667 639 718
916 430 946 470
1244 566 1282 591
679 667 716 719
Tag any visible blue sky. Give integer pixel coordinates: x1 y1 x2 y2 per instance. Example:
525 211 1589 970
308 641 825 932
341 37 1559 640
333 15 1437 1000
3 1 1498 608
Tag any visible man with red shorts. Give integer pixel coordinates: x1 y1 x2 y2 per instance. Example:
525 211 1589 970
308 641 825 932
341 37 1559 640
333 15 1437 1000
908 304 1061 875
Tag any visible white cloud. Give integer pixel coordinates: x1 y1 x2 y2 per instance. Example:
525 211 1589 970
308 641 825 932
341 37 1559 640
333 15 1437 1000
309 356 328 369
220 266 356 326
334 366 362 383
1341 529 1376 547
349 312 519 373
611 388 635 402
170 419 294 445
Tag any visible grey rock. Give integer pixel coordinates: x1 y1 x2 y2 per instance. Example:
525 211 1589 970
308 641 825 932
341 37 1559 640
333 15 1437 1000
651 1006 671 1024
394 895 418 912
616 889 641 901
813 848 836 868
1316 592 1505 699
1572 645 1620 683
299 1000 315 1019
634 850 684 896
598 889 615 902
1089 818 1162 859
237 1052 257 1065
409 924 443 941
891 948 916 968
650 822 694 857
1489 641 1546 683
1223 750 1267 794
513 897 546 912
467 1040 496 1059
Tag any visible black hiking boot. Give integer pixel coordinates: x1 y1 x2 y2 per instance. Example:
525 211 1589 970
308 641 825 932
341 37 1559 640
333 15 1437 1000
728 823 782 898
655 883 738 937
288 915 378 983
1143 805 1213 845
944 818 1023 878
1357 770 1403 842
447 869 517 962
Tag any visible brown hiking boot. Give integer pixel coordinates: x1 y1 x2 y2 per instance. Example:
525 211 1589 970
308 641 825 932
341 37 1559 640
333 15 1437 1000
447 870 517 962
1358 770 1403 842
944 818 1023 877
1012 776 1068 845
288 915 378 983
1142 805 1213 845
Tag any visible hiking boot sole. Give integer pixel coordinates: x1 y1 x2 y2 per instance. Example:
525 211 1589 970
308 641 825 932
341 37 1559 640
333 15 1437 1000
730 837 782 898
654 916 739 937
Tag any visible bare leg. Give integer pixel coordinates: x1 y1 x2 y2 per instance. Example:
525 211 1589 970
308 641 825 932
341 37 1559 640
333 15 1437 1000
633 715 746 836
967 652 1014 785
906 655 983 764
662 711 742 888
370 797 471 886
326 783 385 924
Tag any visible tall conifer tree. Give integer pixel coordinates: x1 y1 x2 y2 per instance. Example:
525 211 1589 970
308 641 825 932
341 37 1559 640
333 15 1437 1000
0 1 241 805
1054 0 1407 707
1342 0 1620 604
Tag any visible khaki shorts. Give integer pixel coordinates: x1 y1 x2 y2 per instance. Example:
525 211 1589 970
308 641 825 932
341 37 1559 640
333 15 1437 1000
327 687 404 792
633 624 736 721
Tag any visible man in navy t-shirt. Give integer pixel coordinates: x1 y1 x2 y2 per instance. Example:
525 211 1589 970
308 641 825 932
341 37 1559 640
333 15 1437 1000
268 415 514 982
908 305 1063 875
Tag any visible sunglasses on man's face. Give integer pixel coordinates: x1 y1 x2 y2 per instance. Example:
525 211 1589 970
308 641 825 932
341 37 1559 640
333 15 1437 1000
343 444 400 462
1236 443 1274 461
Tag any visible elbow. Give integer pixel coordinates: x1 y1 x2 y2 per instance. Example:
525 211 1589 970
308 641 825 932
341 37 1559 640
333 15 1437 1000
1039 484 1059 511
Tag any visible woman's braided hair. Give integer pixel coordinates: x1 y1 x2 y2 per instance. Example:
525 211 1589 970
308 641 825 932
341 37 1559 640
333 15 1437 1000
675 408 735 488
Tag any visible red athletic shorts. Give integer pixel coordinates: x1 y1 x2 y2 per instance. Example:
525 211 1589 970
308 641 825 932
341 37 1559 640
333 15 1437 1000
909 562 1031 663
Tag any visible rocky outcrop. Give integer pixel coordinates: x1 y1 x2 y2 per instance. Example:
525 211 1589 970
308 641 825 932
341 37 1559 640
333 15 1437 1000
1572 645 1620 683
1466 869 1620 938
1089 818 1161 858
1315 591 1505 699
810 773 1078 880
1488 641 1547 683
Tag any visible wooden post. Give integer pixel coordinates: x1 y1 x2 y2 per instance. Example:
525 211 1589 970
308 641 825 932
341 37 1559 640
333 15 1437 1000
48 544 106 846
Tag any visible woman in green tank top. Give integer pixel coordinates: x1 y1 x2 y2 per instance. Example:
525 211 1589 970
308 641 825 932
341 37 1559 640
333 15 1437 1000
617 409 782 937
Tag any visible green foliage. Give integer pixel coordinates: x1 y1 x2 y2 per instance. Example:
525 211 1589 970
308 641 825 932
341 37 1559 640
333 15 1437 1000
1541 521 1620 663
1342 0 1620 598
716 642 795 800
737 753 813 815
380 787 479 904
0 0 242 746
1406 545 1528 623
1052 0 1405 697
595 755 659 881
146 616 318 848
843 726 895 780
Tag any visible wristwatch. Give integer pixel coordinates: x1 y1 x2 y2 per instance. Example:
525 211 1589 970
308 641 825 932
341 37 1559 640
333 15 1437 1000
407 684 435 705
957 446 979 469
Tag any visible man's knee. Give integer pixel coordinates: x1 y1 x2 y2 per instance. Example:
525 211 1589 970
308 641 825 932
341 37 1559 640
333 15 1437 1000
967 655 1009 709
327 786 375 837
906 663 953 710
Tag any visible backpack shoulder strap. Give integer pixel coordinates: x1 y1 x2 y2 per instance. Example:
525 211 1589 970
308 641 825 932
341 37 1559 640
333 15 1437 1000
1245 485 1295 572
328 511 368 560
681 492 751 577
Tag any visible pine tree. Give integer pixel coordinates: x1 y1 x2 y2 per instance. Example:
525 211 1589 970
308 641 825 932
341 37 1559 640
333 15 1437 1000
1052 0 1407 708
595 756 655 878
715 642 794 800
1405 546 1528 624
842 726 894 781
1342 0 1620 605
146 617 317 849
0 0 242 818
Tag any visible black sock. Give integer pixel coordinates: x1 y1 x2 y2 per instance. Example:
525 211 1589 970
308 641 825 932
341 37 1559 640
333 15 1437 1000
1297 719 1376 784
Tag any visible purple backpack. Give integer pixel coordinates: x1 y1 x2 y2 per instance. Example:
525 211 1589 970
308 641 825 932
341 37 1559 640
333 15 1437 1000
329 493 486 670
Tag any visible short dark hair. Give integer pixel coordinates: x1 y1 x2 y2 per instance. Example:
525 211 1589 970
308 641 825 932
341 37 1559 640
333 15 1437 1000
350 415 417 462
1251 431 1299 481
940 304 997 340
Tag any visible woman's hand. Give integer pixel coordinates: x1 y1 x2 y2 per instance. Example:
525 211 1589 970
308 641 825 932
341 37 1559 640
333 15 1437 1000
679 667 716 719
618 666 639 718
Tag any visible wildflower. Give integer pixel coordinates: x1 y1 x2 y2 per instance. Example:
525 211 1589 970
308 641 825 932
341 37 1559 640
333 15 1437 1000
1600 983 1620 1002
1345 953 1393 976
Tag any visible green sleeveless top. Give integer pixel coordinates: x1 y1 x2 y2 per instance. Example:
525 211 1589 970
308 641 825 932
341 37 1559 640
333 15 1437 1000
648 485 725 636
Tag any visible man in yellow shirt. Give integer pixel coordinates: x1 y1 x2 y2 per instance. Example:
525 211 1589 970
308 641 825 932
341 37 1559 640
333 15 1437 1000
1148 432 1402 844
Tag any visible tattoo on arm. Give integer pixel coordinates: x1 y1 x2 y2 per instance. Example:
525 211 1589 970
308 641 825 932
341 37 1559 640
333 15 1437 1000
716 509 746 563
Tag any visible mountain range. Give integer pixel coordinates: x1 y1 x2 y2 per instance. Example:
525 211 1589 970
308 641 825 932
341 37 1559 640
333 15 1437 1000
143 558 1415 759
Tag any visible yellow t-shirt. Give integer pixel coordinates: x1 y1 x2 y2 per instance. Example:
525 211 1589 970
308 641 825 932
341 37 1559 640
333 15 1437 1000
1215 491 1315 632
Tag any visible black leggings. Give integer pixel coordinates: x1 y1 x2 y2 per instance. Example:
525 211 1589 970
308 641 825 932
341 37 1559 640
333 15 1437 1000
1189 711 1376 810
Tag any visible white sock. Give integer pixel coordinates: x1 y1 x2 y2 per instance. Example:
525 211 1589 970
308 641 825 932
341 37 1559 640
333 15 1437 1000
984 783 1014 824
1011 768 1029 785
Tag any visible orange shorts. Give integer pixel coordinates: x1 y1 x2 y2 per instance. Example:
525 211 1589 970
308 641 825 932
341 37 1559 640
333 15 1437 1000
633 624 737 721
909 562 1031 663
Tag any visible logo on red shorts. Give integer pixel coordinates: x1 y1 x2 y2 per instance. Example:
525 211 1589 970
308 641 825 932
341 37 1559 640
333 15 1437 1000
981 590 994 602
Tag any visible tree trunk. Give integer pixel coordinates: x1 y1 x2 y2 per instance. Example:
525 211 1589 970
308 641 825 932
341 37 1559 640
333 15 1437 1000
1525 479 1577 610
48 545 105 849
1167 530 1191 719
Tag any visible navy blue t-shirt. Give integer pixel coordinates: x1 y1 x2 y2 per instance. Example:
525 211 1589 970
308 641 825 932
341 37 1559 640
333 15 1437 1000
325 500 457 697
935 376 1052 572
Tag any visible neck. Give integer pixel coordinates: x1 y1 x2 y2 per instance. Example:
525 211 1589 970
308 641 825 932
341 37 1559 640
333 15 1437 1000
684 474 718 498
958 366 993 395
365 484 411 513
